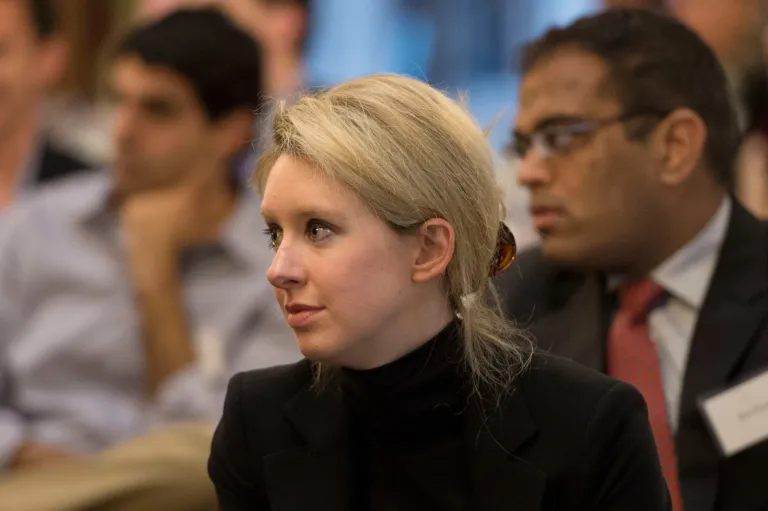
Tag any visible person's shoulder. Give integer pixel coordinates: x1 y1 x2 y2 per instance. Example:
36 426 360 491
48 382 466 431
504 247 548 280
523 352 619 394
518 352 647 432
221 360 314 453
235 358 314 403
493 247 559 319
0 172 109 251
510 357 668 509
493 248 543 297
10 171 110 223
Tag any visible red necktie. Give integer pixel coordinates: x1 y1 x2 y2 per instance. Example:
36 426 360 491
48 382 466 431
607 279 683 511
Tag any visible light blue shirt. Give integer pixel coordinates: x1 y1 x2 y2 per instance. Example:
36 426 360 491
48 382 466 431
0 173 301 469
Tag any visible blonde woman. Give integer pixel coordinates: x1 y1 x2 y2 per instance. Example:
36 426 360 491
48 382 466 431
208 75 671 511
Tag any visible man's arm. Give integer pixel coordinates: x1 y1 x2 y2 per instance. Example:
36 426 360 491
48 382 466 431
143 292 299 424
127 246 195 398
0 209 79 471
120 180 228 399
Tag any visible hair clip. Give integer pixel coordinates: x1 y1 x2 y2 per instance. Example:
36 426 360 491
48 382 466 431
489 222 517 277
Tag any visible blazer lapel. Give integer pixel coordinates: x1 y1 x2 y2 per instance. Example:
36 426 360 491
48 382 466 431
681 202 768 416
263 381 351 511
534 271 607 372
467 389 546 511
678 202 768 511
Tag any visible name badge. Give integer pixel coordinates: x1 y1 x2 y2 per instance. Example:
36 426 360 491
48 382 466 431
698 368 768 457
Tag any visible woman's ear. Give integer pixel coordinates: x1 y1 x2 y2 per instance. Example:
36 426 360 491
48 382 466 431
412 218 455 283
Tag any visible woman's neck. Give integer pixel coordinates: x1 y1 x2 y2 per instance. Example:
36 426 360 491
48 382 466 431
344 298 455 371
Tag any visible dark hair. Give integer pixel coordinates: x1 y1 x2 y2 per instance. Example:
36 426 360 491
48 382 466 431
28 0 58 40
114 8 264 121
520 8 741 187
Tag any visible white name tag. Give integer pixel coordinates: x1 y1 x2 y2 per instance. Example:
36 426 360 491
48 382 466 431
699 369 768 457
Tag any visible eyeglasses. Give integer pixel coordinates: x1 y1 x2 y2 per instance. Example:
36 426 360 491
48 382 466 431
505 109 669 160
490 222 516 277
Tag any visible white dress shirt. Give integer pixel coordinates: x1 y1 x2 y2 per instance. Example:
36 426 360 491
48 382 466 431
647 198 731 431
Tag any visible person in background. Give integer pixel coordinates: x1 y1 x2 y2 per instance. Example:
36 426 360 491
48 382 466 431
603 0 664 9
670 0 768 219
137 0 311 97
0 8 299 475
0 0 93 207
499 8 768 511
226 0 310 98
208 73 671 511
137 0 312 184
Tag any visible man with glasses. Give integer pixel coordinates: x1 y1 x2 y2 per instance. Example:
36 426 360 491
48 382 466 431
498 8 768 511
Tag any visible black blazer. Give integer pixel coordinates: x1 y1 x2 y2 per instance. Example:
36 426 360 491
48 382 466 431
495 200 768 511
208 354 671 510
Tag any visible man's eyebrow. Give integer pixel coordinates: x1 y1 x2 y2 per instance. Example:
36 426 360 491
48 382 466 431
524 115 588 133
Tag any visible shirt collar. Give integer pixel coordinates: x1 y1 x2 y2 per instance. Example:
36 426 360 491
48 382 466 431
650 197 731 309
77 174 266 268
606 197 731 309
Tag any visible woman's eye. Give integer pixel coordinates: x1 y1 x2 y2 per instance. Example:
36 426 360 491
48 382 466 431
262 227 282 249
307 221 333 242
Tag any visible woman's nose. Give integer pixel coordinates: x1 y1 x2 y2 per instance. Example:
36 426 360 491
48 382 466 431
266 244 305 289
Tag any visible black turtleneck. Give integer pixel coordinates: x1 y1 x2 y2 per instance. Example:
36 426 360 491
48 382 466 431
340 321 472 511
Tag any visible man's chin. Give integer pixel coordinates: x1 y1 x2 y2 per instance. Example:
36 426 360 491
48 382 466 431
539 236 587 267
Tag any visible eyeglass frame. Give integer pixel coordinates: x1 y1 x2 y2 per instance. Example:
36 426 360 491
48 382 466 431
505 108 671 161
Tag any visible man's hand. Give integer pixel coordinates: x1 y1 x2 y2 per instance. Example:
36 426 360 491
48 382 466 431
119 171 233 292
119 171 235 398
10 442 81 472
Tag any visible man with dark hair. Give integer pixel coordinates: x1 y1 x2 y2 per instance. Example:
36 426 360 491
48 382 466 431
498 8 768 511
0 0 92 207
0 6 298 485
139 0 311 96
213 0 311 96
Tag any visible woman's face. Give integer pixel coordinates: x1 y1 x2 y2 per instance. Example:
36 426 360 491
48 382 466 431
260 155 428 369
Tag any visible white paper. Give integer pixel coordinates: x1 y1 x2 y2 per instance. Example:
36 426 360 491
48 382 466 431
700 369 768 457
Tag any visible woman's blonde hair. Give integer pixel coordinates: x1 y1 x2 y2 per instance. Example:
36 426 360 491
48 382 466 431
255 74 533 400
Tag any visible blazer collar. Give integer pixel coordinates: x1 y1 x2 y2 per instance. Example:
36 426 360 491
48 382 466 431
262 375 350 511
264 370 546 511
670 199 768 511
465 387 546 510
681 199 768 417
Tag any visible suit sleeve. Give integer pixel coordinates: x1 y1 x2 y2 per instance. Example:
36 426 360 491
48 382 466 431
208 373 268 510
580 381 672 511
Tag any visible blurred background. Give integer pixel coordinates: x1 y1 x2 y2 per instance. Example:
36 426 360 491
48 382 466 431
2 1 768 508
48 0 601 155
41 0 768 250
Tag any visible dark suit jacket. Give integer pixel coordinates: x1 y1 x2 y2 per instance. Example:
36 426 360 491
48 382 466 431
208 354 671 510
35 140 93 185
496 200 768 511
